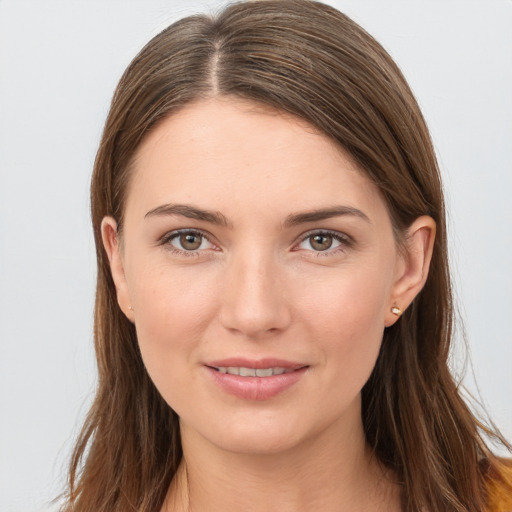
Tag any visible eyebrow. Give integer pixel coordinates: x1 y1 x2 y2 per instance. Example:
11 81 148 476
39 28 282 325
283 206 371 227
144 203 233 228
145 203 370 228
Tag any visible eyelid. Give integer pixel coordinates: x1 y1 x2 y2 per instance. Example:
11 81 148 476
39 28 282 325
292 229 354 254
159 228 220 255
158 227 353 256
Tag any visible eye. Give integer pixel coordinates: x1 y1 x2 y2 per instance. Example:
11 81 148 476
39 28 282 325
305 233 338 251
164 230 216 253
296 230 351 253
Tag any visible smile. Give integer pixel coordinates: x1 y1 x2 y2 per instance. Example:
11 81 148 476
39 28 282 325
206 362 309 400
213 366 295 377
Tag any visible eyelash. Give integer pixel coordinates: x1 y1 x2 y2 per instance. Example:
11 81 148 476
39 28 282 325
160 229 217 258
159 229 353 257
294 229 354 257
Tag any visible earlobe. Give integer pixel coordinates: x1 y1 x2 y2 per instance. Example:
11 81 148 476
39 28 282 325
101 217 135 323
385 216 436 327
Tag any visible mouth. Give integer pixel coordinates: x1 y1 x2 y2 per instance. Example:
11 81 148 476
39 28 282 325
204 359 309 400
205 358 308 375
208 366 300 377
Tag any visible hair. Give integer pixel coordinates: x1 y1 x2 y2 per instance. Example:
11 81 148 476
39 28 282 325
62 1 512 511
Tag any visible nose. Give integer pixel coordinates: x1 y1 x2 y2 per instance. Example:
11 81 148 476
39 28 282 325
219 248 292 339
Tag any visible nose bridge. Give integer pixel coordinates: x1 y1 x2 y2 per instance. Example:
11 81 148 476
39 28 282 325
220 243 290 337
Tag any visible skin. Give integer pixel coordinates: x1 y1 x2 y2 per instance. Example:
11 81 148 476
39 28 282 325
102 97 435 511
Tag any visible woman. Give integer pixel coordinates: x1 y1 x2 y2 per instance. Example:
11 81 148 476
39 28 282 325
62 1 512 511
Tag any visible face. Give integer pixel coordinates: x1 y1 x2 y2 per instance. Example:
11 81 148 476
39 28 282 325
103 98 429 455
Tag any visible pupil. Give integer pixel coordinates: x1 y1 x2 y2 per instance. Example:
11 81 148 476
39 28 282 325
311 234 332 251
180 233 201 250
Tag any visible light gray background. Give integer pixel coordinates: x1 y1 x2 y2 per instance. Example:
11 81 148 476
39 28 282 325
1 1 511 511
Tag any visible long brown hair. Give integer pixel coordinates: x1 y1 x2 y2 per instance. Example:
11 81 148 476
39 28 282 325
63 1 512 511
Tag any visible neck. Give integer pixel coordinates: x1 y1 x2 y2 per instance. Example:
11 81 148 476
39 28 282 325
163 409 400 512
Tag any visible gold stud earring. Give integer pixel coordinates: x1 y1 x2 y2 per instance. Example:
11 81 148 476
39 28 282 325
391 306 402 317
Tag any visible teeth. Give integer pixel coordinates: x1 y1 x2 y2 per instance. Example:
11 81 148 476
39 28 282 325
255 368 273 377
215 366 293 377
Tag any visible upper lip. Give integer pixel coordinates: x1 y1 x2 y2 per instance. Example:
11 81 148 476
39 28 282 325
205 358 308 370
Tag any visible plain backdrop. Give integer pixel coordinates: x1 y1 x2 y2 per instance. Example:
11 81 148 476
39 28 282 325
1 1 511 511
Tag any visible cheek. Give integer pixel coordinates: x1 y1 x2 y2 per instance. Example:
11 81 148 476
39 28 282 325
297 260 390 334
134 262 217 328
296 263 390 382
129 264 219 394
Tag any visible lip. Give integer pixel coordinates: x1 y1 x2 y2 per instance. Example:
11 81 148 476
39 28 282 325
206 358 306 370
204 358 309 401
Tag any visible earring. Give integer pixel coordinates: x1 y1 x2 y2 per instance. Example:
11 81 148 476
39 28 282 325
128 306 133 311
391 306 402 317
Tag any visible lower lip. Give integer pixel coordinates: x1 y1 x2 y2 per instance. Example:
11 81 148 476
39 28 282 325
206 366 308 401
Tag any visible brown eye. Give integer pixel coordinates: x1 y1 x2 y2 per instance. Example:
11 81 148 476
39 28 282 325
309 234 333 251
166 230 215 253
296 231 347 254
180 232 202 250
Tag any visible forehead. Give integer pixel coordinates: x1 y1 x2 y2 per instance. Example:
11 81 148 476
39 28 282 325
125 97 386 224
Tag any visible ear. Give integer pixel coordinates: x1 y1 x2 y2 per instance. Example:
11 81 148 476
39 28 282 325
385 215 436 327
101 216 135 323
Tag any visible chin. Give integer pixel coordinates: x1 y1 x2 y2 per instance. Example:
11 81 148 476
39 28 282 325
214 428 305 456
181 411 313 456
